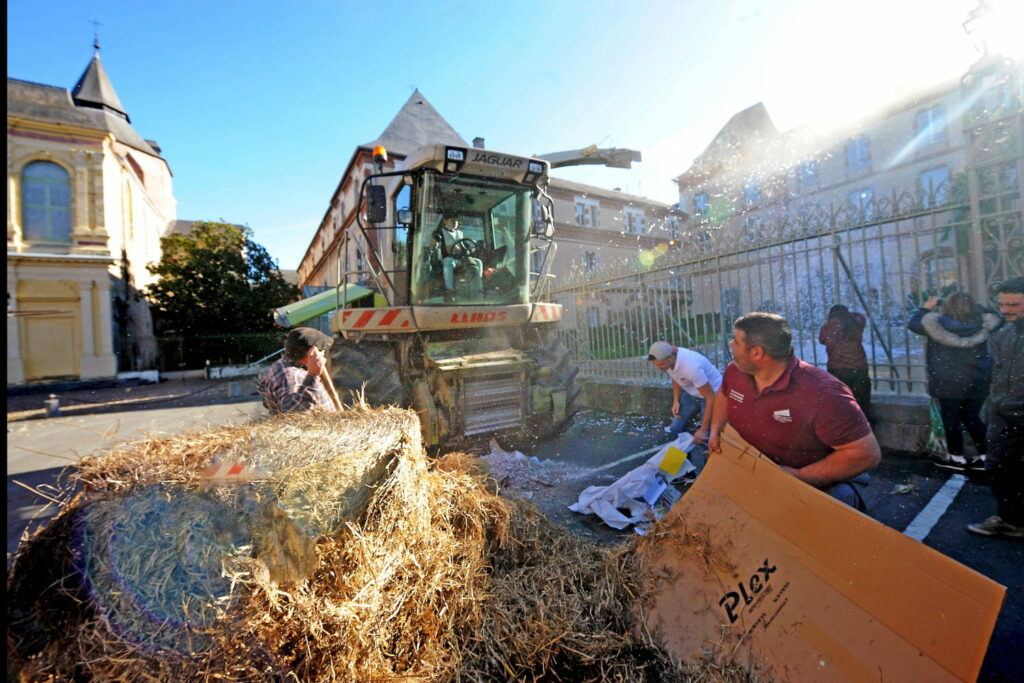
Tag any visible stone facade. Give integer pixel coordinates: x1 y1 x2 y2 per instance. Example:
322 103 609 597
545 176 680 285
7 52 176 384
673 61 1021 249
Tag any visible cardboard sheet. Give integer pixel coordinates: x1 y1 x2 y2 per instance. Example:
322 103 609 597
636 426 1005 682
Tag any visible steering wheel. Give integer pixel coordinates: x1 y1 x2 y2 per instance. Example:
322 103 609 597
449 238 478 259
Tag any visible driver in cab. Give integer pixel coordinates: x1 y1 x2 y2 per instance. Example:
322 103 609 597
434 211 483 299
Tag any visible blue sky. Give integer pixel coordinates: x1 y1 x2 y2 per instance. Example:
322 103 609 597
8 0 989 270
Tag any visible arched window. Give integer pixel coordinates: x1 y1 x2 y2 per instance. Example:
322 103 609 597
21 161 72 242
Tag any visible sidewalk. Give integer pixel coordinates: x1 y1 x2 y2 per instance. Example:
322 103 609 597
7 377 260 422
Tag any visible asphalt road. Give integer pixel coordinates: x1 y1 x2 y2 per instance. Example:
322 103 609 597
526 409 1023 683
6 400 1021 681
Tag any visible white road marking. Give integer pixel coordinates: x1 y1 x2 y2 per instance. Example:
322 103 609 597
571 444 664 479
903 473 967 542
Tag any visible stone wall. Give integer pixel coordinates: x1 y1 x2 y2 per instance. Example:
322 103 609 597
579 379 931 454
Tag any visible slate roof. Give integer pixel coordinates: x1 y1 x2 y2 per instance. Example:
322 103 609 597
360 89 467 156
7 77 159 158
674 102 779 183
71 51 130 121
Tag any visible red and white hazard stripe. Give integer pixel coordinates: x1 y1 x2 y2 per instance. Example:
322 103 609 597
530 303 562 322
202 461 268 481
338 307 413 330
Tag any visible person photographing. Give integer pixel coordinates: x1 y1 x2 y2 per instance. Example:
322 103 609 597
257 327 339 415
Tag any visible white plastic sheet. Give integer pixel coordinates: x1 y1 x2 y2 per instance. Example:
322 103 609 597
568 433 697 530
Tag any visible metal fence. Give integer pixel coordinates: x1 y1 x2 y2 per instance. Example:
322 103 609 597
546 171 1023 395
149 332 286 372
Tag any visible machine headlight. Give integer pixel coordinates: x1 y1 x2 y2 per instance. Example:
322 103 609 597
445 147 467 173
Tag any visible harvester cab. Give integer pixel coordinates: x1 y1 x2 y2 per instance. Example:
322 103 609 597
321 143 576 448
354 144 556 311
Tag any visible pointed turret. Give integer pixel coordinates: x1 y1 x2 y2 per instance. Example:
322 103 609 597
71 47 130 122
362 89 466 156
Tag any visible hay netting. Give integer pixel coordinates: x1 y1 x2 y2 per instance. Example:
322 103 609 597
8 405 755 682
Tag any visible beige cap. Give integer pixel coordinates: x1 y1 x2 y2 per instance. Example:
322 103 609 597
647 341 675 361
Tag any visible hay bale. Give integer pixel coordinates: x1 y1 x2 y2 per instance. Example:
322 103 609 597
7 405 756 682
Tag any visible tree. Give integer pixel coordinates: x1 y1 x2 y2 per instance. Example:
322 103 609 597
146 221 298 336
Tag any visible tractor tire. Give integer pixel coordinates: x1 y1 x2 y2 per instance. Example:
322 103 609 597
330 341 403 407
527 329 582 440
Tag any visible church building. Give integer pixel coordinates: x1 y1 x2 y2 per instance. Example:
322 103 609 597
7 43 176 384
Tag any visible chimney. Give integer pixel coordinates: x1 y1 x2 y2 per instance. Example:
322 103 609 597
472 137 485 149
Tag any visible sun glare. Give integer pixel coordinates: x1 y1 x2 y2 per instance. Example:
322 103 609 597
966 0 1024 61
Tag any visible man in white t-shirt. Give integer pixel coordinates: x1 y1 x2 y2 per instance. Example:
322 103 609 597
647 340 723 444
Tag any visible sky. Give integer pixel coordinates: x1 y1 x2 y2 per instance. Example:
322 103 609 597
8 0 1001 271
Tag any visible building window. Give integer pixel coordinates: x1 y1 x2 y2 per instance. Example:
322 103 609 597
21 161 72 242
574 197 600 227
914 105 946 147
742 216 765 243
697 231 712 253
919 166 950 208
743 176 760 206
667 216 681 240
797 160 819 188
624 207 645 234
847 188 874 220
583 251 601 271
845 135 871 174
693 192 709 217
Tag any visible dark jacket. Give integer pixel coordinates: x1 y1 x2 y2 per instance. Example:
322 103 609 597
819 312 868 370
989 319 1024 424
907 307 1001 399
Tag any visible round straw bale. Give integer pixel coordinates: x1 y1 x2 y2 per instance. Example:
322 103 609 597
8 404 757 681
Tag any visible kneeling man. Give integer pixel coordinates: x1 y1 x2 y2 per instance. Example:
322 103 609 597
708 313 881 510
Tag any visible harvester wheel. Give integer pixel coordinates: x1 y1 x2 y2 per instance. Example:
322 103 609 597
528 329 581 440
330 341 403 407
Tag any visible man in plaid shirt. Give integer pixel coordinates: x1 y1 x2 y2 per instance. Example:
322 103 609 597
258 327 338 414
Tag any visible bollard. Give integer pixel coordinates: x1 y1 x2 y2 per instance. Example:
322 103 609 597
228 381 241 398
44 394 61 417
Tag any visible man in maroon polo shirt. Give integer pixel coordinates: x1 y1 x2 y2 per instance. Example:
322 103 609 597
708 312 881 510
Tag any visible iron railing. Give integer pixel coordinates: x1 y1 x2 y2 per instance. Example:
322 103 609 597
546 172 1022 395
149 332 287 372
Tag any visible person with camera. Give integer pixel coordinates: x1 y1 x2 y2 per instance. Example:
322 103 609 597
908 291 1000 472
257 327 339 415
818 304 871 415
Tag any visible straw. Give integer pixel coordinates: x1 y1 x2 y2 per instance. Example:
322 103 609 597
8 404 758 682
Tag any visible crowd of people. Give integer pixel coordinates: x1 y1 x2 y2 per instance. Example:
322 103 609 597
259 278 1023 541
647 276 1023 539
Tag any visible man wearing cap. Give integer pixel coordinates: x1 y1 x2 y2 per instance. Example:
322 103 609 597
707 313 880 510
647 341 723 444
257 327 338 415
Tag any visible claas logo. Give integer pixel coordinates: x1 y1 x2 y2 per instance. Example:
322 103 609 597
449 311 509 324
